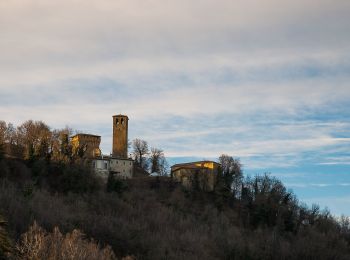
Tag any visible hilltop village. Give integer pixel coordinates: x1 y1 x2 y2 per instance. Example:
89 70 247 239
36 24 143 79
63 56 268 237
73 114 220 191
2 116 350 259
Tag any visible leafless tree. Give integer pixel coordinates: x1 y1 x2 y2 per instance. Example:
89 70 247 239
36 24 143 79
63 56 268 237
0 121 6 144
16 222 116 259
149 148 169 175
132 138 149 170
218 154 243 198
17 120 52 160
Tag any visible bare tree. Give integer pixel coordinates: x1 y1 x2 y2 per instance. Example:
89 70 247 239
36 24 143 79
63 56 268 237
16 222 116 259
5 123 16 145
218 154 243 198
17 120 51 160
132 138 149 170
0 122 20 158
149 148 169 175
0 121 6 144
50 127 74 163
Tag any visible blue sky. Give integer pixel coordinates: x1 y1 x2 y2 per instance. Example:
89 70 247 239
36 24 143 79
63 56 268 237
0 0 350 215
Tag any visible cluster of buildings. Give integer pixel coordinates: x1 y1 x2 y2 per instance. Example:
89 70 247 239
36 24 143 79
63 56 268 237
72 115 133 180
74 114 220 190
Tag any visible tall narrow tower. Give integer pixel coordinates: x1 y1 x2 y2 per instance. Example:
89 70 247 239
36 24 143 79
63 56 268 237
112 115 129 158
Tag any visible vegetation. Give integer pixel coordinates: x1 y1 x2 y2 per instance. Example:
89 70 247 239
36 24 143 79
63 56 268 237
131 138 168 175
16 222 116 260
131 139 149 171
0 215 12 259
0 120 350 259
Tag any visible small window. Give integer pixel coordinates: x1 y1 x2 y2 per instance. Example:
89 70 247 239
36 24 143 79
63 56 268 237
116 118 119 125
104 162 108 169
123 161 125 165
121 118 124 124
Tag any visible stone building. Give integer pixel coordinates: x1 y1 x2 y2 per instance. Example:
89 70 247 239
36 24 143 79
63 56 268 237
109 157 134 179
92 157 110 179
92 156 134 180
92 114 134 180
112 114 128 158
70 133 101 158
171 161 221 191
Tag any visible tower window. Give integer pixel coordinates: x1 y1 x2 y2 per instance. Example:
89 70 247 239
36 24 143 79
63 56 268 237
116 118 119 125
121 118 124 124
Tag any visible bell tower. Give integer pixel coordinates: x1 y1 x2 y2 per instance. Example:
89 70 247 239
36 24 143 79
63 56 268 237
112 114 128 158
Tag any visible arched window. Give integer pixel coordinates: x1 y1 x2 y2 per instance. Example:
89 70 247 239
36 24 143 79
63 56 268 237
116 118 119 125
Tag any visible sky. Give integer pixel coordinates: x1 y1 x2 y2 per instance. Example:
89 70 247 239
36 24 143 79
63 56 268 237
0 0 350 215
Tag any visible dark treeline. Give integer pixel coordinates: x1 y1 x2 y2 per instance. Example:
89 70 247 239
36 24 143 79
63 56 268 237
1 120 350 259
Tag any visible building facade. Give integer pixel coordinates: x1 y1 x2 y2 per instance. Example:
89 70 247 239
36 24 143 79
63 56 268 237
70 134 101 158
92 158 110 179
171 161 221 191
109 157 134 179
92 157 134 180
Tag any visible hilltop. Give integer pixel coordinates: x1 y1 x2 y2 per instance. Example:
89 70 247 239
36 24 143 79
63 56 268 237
0 119 350 259
1 156 350 259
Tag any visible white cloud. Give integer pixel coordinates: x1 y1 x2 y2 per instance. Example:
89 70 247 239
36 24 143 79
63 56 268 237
0 0 349 169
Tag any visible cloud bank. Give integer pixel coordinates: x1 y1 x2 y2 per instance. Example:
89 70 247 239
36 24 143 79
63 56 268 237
0 0 349 168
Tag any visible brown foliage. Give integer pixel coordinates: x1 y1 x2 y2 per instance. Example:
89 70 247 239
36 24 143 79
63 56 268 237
16 222 116 260
0 151 350 259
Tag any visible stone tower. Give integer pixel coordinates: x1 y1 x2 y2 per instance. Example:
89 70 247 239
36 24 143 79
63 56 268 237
112 114 128 158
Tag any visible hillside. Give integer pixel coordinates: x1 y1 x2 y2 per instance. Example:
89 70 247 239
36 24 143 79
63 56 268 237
0 157 350 259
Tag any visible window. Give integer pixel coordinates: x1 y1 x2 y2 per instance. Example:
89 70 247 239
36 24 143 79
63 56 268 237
116 118 119 125
123 161 125 165
104 162 108 169
121 118 124 124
